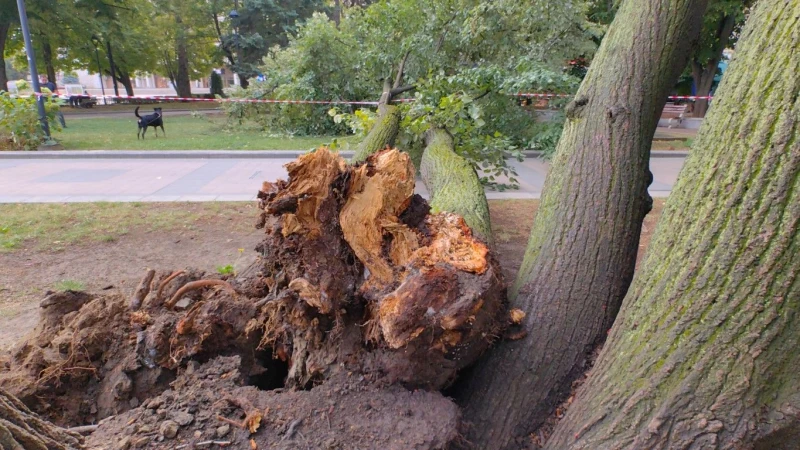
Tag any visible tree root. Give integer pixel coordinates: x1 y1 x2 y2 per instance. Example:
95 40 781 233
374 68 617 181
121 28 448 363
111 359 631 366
156 269 186 300
0 388 82 450
165 279 236 309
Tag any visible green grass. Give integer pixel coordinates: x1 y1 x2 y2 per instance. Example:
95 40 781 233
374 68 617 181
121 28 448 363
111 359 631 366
55 114 355 150
0 202 254 252
59 102 221 115
53 279 86 291
216 264 235 275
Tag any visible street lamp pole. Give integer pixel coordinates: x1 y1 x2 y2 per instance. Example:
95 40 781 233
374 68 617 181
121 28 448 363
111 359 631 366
15 0 50 140
229 2 242 86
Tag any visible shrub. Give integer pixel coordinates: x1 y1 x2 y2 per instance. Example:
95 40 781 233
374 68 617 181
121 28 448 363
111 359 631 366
0 91 62 150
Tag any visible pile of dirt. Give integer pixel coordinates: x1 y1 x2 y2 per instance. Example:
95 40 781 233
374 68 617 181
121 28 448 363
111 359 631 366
0 148 507 448
86 356 461 450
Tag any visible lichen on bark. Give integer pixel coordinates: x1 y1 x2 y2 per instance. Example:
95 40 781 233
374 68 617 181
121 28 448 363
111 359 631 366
546 1 800 448
419 128 493 244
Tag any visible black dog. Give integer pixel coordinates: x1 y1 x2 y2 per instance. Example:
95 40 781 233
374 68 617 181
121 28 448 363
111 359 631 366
135 106 165 139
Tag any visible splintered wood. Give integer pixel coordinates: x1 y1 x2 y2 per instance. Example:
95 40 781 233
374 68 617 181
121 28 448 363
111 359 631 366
256 148 506 388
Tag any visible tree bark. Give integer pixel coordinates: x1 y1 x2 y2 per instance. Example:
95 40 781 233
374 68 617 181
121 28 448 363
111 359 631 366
691 13 736 117
0 388 82 450
42 41 56 84
420 128 493 244
106 41 120 97
0 21 9 92
351 104 401 163
115 70 134 97
455 0 709 448
547 2 800 447
351 57 413 164
174 14 192 98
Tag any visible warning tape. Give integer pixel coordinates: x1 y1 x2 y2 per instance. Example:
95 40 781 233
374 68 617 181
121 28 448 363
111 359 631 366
35 92 713 103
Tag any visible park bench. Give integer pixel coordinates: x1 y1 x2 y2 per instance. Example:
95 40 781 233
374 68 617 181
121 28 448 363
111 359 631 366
661 102 688 128
62 84 97 108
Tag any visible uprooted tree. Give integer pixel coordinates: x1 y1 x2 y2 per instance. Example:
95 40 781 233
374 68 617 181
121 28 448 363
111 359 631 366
0 149 507 448
3 0 799 449
545 1 800 447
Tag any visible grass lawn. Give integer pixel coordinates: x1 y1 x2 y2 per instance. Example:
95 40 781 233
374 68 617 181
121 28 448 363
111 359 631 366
651 139 692 151
55 114 356 150
59 101 221 115
0 202 256 252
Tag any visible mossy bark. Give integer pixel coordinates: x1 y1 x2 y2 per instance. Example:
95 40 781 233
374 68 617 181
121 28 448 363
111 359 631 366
0 388 82 450
547 2 800 447
420 128 492 244
351 104 401 163
455 0 709 447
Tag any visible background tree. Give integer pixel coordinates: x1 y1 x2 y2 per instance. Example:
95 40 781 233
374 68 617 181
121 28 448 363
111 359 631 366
688 0 749 117
210 0 326 89
547 1 800 446
453 0 710 448
152 0 219 98
0 0 18 91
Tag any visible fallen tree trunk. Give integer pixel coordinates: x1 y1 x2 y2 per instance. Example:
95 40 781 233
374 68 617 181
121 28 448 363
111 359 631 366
420 128 493 244
454 0 710 447
351 103 401 163
0 388 82 450
351 55 413 163
546 1 800 447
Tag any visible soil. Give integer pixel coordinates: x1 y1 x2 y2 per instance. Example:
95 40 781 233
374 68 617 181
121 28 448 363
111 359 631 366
0 225 262 353
86 356 461 450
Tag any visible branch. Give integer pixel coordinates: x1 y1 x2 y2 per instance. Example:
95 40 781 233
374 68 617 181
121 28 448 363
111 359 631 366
473 89 491 101
389 84 416 97
393 50 411 89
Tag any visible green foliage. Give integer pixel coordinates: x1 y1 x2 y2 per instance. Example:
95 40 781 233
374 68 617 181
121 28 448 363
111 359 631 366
216 264 235 275
224 0 327 83
227 0 590 183
210 72 225 97
0 92 62 150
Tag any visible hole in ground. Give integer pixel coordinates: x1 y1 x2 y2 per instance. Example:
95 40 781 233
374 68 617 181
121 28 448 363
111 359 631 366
247 349 289 390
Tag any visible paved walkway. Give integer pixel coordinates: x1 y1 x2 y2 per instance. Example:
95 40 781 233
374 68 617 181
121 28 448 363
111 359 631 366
0 153 685 203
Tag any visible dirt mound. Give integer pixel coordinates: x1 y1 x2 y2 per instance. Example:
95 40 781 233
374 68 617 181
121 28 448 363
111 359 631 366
1 148 507 448
87 356 461 450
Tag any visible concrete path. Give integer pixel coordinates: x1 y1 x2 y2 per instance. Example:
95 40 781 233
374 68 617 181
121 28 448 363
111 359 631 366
0 152 685 203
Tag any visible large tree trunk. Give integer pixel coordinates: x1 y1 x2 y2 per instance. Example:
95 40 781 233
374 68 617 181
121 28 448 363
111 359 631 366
547 2 800 447
116 70 134 97
0 388 82 450
420 128 492 244
42 40 56 84
174 14 192 98
455 0 709 448
106 41 120 97
691 13 736 117
0 21 9 92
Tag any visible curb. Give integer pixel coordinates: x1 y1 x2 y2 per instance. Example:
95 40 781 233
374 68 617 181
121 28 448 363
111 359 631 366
0 150 689 160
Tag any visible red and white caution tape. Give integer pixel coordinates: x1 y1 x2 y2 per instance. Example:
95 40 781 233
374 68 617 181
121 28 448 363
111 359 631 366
35 92 713 103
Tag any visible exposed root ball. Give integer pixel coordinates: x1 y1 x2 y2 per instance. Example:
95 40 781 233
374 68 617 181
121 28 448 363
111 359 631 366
255 148 506 388
0 147 506 431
